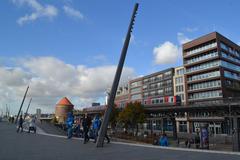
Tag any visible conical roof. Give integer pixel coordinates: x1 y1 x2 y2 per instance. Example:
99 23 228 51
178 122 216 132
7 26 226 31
56 97 73 106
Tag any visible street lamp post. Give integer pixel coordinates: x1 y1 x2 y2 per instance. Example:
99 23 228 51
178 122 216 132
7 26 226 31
96 3 139 147
228 97 232 135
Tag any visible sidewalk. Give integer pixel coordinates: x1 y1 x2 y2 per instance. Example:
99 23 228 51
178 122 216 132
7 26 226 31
1 122 239 160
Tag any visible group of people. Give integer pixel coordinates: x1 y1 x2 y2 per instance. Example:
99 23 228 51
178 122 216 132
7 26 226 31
184 131 200 149
8 116 15 123
66 113 110 144
16 115 37 133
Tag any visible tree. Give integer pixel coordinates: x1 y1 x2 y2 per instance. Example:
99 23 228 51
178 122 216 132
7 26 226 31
118 102 145 135
109 104 120 129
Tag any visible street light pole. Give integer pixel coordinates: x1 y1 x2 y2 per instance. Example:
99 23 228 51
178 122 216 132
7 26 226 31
15 86 29 124
96 3 139 147
228 97 232 135
23 98 32 121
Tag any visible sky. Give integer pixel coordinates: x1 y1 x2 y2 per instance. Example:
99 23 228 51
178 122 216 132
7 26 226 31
0 0 240 115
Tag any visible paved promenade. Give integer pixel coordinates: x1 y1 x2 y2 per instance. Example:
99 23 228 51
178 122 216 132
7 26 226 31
0 122 239 160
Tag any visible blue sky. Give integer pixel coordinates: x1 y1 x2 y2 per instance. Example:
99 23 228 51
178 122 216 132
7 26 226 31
0 0 240 114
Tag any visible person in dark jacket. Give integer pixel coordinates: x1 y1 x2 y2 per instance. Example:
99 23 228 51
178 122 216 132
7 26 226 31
16 115 23 133
195 131 200 149
66 112 74 139
82 114 89 144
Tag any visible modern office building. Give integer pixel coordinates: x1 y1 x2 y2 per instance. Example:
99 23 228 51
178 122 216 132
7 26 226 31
173 66 189 133
119 68 176 106
183 32 240 105
115 83 129 108
142 68 175 105
84 32 240 139
173 66 186 105
129 77 143 103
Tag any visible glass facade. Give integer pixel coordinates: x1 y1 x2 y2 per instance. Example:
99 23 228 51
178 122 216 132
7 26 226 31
185 51 218 65
220 42 240 58
164 71 172 79
186 60 220 73
130 87 141 94
224 70 240 81
221 51 240 64
130 81 142 88
165 87 172 94
175 77 183 84
221 60 240 72
185 42 217 56
188 80 221 91
131 94 141 100
176 85 184 92
176 68 185 75
189 90 222 100
187 70 220 82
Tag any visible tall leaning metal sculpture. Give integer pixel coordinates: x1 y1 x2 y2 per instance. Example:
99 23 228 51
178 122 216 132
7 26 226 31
96 3 139 147
15 86 29 124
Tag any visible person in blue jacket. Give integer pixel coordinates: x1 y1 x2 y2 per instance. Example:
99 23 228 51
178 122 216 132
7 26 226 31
66 112 74 139
93 115 101 143
159 133 168 146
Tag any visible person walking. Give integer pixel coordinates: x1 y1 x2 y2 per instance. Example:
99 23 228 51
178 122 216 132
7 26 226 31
16 115 23 133
92 115 101 143
66 112 74 139
82 114 89 144
195 131 200 149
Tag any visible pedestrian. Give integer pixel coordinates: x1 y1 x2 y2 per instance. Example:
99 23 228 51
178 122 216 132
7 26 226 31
195 131 200 149
75 118 81 137
16 115 23 133
82 114 89 144
159 133 168 146
11 117 14 123
92 115 101 143
66 112 74 139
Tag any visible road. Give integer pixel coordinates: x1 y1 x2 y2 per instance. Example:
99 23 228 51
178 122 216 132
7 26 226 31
0 122 239 160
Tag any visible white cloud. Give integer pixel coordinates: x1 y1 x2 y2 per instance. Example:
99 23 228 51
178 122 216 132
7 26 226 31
12 0 58 25
63 5 84 20
153 41 179 65
0 56 135 113
177 32 191 44
184 27 198 32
